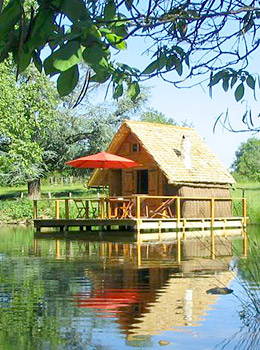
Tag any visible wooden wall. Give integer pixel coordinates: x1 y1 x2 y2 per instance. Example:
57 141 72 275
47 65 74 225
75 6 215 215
108 132 164 199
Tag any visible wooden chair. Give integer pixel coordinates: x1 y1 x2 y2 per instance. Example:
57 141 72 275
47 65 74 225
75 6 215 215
150 198 175 218
120 200 134 219
74 199 89 218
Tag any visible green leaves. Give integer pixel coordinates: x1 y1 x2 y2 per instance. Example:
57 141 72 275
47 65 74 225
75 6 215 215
60 0 89 22
105 32 127 50
246 75 255 90
127 82 140 100
113 82 123 99
235 83 245 102
57 65 79 97
0 0 22 38
25 9 55 54
142 46 187 77
53 41 82 71
142 60 159 75
209 69 256 102
166 54 182 75
104 0 116 20
82 43 108 65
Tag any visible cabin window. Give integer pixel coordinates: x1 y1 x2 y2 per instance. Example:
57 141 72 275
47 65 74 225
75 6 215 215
137 170 148 194
132 143 139 153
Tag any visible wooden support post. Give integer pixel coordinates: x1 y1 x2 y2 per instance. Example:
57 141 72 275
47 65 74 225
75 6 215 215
55 200 60 219
33 200 38 219
65 199 69 219
211 230 215 260
176 197 181 263
137 241 141 267
243 229 247 257
182 219 186 240
177 231 181 264
158 220 162 241
223 219 227 237
34 239 38 255
242 198 247 227
107 200 111 219
56 240 61 259
108 243 112 258
176 197 181 224
210 199 215 228
136 219 141 243
100 198 105 219
100 242 105 256
136 196 141 219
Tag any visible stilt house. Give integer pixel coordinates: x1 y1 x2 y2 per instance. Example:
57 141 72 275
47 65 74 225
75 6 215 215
88 120 235 218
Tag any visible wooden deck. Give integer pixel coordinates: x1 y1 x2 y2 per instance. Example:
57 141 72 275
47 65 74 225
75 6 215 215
33 195 247 241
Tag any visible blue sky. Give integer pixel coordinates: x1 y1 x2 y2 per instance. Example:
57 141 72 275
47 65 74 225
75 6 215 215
92 36 260 169
52 9 260 170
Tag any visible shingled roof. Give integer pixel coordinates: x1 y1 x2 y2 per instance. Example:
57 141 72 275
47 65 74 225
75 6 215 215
90 120 235 185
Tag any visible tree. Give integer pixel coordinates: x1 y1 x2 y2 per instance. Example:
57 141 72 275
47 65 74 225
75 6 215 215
0 59 148 195
232 138 260 181
0 0 259 109
140 108 193 126
65 86 148 156
0 59 88 197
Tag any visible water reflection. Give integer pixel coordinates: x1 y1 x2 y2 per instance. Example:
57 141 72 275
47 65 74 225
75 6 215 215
215 226 260 350
0 226 247 350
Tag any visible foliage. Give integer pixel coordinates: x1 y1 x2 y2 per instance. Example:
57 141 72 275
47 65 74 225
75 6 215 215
0 59 60 185
232 182 260 224
0 56 149 187
0 198 33 221
81 88 148 154
1 0 260 113
140 108 192 127
0 59 91 186
232 138 260 181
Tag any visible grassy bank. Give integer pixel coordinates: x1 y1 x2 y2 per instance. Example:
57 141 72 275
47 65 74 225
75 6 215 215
0 181 260 223
232 181 260 225
0 182 100 222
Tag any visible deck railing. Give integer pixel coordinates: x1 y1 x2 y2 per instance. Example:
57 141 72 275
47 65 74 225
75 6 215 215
33 195 247 225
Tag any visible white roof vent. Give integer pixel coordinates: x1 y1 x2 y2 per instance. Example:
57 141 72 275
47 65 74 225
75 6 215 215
181 135 192 169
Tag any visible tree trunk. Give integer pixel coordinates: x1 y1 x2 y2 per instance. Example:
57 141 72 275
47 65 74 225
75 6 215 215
28 179 41 199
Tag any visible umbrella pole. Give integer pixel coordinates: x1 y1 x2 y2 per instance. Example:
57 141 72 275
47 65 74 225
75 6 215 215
102 167 106 196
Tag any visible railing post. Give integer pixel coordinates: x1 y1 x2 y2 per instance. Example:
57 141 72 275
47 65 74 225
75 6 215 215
242 197 247 227
210 198 215 228
100 197 105 219
136 196 141 219
65 199 69 219
176 197 181 264
176 197 181 223
33 200 38 219
55 200 60 219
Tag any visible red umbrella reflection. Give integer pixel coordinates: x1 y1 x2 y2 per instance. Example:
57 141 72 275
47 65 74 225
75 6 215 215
72 288 141 317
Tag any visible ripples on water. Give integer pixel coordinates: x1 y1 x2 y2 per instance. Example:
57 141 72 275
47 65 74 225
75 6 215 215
0 225 258 350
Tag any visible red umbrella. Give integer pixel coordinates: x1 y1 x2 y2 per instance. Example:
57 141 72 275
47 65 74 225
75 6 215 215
66 152 141 192
66 151 140 169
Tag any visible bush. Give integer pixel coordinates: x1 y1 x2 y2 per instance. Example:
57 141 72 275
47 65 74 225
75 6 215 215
0 199 33 221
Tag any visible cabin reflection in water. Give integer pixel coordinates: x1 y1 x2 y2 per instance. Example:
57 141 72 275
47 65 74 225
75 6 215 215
34 233 244 344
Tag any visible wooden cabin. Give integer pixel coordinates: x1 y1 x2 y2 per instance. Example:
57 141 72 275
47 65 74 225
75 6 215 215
88 120 236 218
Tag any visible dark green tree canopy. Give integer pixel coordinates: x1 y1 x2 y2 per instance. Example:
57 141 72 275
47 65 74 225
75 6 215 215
232 138 260 181
1 0 260 106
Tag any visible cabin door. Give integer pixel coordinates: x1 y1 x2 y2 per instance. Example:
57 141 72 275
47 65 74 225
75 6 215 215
148 170 158 196
123 171 134 196
136 170 148 194
109 169 122 196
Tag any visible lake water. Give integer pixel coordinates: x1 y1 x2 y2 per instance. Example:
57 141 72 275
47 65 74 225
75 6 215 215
0 225 259 350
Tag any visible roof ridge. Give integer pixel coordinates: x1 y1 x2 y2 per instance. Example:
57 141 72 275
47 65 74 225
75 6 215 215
123 119 193 131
